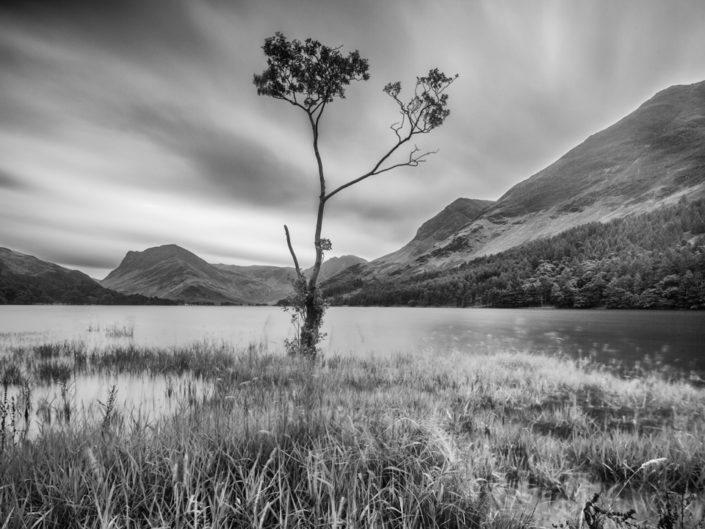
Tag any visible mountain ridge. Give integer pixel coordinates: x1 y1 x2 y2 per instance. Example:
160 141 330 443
362 80 705 276
374 198 494 268
101 245 367 305
321 80 705 301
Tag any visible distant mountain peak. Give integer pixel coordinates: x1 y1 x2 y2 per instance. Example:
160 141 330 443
105 244 208 280
101 245 367 305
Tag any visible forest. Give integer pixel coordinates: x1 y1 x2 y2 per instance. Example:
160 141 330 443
326 197 705 309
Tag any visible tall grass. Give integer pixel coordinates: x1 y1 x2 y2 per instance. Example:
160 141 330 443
103 323 134 339
0 345 704 527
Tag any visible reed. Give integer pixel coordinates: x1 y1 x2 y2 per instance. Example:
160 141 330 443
104 323 135 339
0 345 703 528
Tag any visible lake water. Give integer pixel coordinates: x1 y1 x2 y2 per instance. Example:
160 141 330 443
1 305 703 372
1 306 703 436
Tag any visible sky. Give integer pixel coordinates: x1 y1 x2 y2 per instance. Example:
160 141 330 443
1 0 705 279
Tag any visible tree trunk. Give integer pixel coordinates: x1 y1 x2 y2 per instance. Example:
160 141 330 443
300 287 324 355
296 113 327 357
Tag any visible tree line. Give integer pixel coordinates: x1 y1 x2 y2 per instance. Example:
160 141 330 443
326 197 705 309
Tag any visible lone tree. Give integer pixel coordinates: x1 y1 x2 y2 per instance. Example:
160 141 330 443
254 32 456 357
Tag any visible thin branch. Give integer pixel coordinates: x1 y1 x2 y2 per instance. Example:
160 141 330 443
371 146 437 176
313 100 327 130
284 225 303 278
324 133 411 201
390 110 407 141
324 72 454 203
325 141 437 202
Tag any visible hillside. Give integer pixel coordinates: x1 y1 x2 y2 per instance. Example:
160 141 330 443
313 255 368 282
374 198 494 268
439 81 705 264
0 247 170 305
210 263 297 304
324 197 705 308
326 80 705 296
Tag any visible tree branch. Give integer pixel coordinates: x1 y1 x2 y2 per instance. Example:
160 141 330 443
325 143 437 202
284 224 303 278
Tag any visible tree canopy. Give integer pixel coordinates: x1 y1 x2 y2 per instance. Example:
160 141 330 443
254 33 369 111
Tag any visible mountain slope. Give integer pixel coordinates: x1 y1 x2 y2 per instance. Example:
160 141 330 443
375 198 493 268
0 247 168 305
434 80 705 265
330 80 705 289
209 263 296 304
103 245 367 305
102 244 249 304
315 255 368 282
325 197 705 309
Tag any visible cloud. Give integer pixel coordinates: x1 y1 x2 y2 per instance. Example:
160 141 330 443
0 168 28 191
119 102 315 211
3 0 705 276
0 0 207 61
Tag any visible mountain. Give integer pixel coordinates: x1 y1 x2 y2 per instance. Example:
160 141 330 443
0 247 170 305
102 244 367 305
431 80 705 266
325 80 705 304
374 198 493 268
449 80 705 261
314 255 368 282
102 244 249 304
328 82 705 277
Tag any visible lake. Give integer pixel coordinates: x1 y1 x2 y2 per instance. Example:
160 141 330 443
2 305 703 436
1 305 703 372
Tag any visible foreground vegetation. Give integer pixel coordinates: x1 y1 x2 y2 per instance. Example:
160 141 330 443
1 341 704 528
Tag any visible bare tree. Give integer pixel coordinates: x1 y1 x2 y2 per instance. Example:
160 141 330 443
253 32 457 357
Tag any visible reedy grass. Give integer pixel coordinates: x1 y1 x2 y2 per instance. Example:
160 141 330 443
0 345 704 527
0 370 483 528
103 323 135 339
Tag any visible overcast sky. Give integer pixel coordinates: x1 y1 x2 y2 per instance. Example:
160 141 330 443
2 0 705 278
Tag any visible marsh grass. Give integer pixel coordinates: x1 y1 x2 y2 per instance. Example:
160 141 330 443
0 345 704 527
3 340 241 387
104 323 135 339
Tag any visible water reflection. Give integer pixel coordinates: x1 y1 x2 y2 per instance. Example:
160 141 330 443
3 370 211 439
1 306 703 370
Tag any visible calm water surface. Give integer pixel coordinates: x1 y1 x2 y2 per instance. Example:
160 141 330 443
1 305 703 370
1 306 703 435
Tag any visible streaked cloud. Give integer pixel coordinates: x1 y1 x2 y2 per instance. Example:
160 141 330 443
1 0 705 278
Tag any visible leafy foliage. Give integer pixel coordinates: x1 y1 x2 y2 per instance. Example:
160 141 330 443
283 275 327 357
384 68 457 134
254 32 369 108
